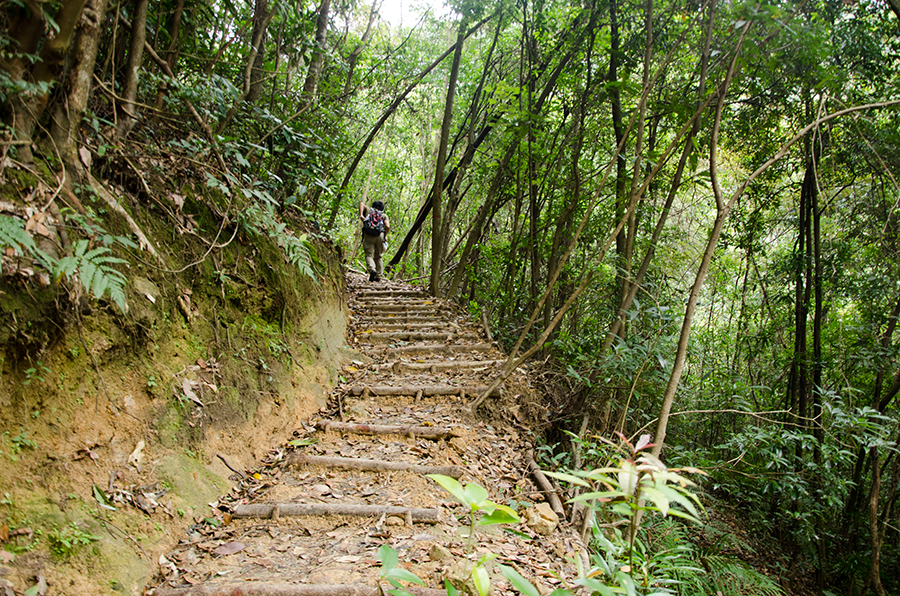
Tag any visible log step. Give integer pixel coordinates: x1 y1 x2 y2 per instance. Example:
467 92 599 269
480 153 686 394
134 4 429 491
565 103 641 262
315 420 463 439
387 343 494 356
347 385 501 397
232 503 442 523
371 359 505 372
357 289 430 298
288 453 463 478
356 331 480 343
354 314 449 323
359 305 448 314
154 583 447 596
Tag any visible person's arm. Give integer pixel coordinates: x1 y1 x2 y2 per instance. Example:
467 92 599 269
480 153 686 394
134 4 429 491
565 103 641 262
383 216 390 235
358 202 366 220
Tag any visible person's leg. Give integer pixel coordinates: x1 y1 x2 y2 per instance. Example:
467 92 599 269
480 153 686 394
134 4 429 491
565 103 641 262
363 235 377 277
373 233 385 276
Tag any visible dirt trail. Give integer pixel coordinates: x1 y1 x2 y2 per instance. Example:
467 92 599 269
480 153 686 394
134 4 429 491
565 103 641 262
149 273 583 596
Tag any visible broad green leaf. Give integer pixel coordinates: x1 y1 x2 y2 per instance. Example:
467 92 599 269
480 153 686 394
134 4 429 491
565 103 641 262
573 576 617 596
639 486 669 516
478 505 520 526
384 568 427 586
543 470 591 488
377 544 398 571
500 564 541 596
426 474 468 506
570 490 621 503
472 564 491 596
463 483 489 507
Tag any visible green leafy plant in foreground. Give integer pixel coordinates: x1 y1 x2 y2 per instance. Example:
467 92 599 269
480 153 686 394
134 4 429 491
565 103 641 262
377 544 428 596
426 474 520 551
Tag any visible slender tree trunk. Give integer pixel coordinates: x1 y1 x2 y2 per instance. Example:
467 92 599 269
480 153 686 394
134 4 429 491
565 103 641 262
301 0 332 104
152 0 185 113
343 1 379 96
116 0 149 139
247 0 269 105
429 24 464 297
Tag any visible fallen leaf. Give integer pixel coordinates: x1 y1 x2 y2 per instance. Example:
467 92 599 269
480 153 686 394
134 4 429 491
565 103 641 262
79 147 92 169
0 523 8 541
0 550 14 564
213 541 247 556
182 378 204 406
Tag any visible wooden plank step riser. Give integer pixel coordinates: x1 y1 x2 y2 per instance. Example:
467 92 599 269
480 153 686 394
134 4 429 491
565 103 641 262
315 420 462 439
363 304 450 316
371 359 505 372
289 453 463 477
154 584 447 596
359 332 480 343
387 343 494 356
232 503 441 523
348 385 501 397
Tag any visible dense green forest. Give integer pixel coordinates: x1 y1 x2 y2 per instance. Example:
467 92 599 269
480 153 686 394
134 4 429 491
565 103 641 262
1 0 900 593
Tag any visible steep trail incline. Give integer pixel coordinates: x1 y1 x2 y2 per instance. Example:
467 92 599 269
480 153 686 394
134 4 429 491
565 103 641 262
150 274 583 596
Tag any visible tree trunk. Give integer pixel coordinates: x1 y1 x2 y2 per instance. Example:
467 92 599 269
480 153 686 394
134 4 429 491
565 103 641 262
152 0 185 113
429 24 464 297
301 0 332 104
343 1 379 96
10 0 89 161
50 0 110 168
247 0 269 105
116 0 149 139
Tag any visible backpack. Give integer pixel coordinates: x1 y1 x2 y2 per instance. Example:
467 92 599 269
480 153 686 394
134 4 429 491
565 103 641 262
362 209 385 236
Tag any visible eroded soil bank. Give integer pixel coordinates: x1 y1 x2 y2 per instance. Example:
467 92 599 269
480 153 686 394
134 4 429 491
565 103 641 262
0 165 352 595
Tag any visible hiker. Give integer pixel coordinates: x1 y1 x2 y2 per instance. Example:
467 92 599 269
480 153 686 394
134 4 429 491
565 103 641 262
359 200 390 282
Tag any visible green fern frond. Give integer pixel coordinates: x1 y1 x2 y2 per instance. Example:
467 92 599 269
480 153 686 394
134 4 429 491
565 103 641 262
700 555 785 596
54 240 128 312
0 215 38 256
0 214 56 269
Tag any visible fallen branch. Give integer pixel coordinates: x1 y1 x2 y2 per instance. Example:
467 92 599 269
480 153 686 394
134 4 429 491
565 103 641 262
288 453 463 478
525 450 566 519
231 503 441 523
315 420 463 440
86 172 163 265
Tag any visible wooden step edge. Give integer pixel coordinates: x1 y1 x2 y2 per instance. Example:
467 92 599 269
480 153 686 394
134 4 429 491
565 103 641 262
153 582 448 596
387 343 494 355
231 503 442 523
288 453 464 478
347 385 501 397
315 420 464 439
371 359 505 371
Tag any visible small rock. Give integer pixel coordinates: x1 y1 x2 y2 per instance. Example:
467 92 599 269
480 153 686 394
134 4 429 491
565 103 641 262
523 502 558 536
428 544 453 562
384 516 405 526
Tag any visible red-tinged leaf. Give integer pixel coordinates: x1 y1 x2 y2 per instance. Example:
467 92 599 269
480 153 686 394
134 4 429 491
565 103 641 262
213 541 247 556
634 434 654 453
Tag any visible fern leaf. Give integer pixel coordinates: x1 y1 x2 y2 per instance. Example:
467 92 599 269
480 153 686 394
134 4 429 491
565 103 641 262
0 215 38 256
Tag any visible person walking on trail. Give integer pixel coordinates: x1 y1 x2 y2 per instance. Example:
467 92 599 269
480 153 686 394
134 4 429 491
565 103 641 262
360 200 390 282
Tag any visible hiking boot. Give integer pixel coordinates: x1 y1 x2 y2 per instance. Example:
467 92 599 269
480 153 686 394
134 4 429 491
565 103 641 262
373 272 381 282
368 270 376 282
